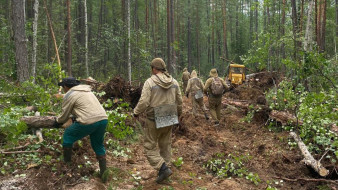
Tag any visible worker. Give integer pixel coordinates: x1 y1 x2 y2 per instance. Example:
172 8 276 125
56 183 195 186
185 70 209 120
182 68 190 94
204 69 228 126
133 58 183 183
53 77 108 178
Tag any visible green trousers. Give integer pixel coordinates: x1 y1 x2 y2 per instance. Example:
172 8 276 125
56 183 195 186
62 119 108 156
208 97 222 122
144 118 172 170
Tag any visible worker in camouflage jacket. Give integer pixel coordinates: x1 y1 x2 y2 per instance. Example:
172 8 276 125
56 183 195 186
181 68 190 93
53 77 108 178
204 69 228 126
133 58 183 183
185 70 209 120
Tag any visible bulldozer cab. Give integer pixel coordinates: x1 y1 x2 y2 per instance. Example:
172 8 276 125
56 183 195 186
228 64 245 85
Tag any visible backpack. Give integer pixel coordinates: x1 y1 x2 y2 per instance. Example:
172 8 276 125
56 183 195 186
210 77 224 95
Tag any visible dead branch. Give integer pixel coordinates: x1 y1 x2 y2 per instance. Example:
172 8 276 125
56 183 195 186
290 132 329 177
0 150 42 154
273 176 338 185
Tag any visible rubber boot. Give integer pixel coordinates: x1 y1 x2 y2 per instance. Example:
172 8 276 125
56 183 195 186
63 147 72 163
97 155 107 177
156 163 172 184
204 113 210 120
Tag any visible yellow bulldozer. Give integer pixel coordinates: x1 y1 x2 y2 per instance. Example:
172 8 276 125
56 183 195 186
228 64 246 85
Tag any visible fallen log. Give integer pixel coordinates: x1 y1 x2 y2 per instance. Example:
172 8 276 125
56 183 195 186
270 110 303 126
20 116 72 128
290 132 329 177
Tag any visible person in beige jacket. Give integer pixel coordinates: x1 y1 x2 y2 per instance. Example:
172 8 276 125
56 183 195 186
133 58 183 183
54 77 108 177
185 70 209 120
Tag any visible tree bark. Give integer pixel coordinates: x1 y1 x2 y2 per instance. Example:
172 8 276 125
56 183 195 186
222 0 228 63
127 0 131 83
20 116 72 128
291 0 299 60
187 0 191 71
66 0 72 76
170 0 175 75
290 132 329 177
83 0 89 77
167 0 171 73
12 0 30 82
304 0 315 52
32 0 39 83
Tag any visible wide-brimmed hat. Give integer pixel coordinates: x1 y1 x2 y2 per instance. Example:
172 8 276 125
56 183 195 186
58 77 80 87
209 69 218 77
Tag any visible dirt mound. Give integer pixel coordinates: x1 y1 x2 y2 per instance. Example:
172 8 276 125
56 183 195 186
225 71 280 103
102 77 142 108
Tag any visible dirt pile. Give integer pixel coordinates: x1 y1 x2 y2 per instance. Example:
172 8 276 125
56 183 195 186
82 76 142 108
226 71 280 104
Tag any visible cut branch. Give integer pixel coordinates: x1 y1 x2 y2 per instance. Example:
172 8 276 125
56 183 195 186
273 176 338 185
290 132 329 177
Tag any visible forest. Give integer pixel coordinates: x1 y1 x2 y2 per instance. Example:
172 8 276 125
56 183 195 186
0 0 337 189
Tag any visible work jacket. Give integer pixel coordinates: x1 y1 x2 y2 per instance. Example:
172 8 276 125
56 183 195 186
134 72 183 120
57 85 107 125
186 72 204 97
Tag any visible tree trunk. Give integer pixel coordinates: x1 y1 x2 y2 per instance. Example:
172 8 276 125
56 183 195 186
21 116 72 129
12 0 29 82
83 0 89 77
255 0 258 40
222 0 228 62
290 132 329 177
170 0 175 75
127 0 131 83
304 0 315 52
187 0 191 71
43 0 61 79
32 0 39 83
66 0 72 76
281 0 286 59
166 0 171 73
291 0 298 60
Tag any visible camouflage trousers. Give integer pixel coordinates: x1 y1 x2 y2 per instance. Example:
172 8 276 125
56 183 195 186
208 96 222 122
191 96 207 116
143 118 172 170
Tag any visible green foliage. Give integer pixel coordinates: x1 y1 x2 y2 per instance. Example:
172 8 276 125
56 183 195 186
298 90 338 161
266 80 305 111
0 107 28 143
204 153 261 185
105 100 134 140
106 139 131 158
172 157 184 168
266 79 338 161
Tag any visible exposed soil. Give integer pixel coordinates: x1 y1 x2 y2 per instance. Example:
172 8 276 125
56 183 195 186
1 72 337 190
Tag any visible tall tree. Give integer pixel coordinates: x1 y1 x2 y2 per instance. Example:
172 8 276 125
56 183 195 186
222 0 228 62
84 0 89 77
127 0 131 83
32 0 39 83
170 0 175 74
66 0 72 76
12 0 29 82
316 0 327 51
304 0 315 52
291 0 299 60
